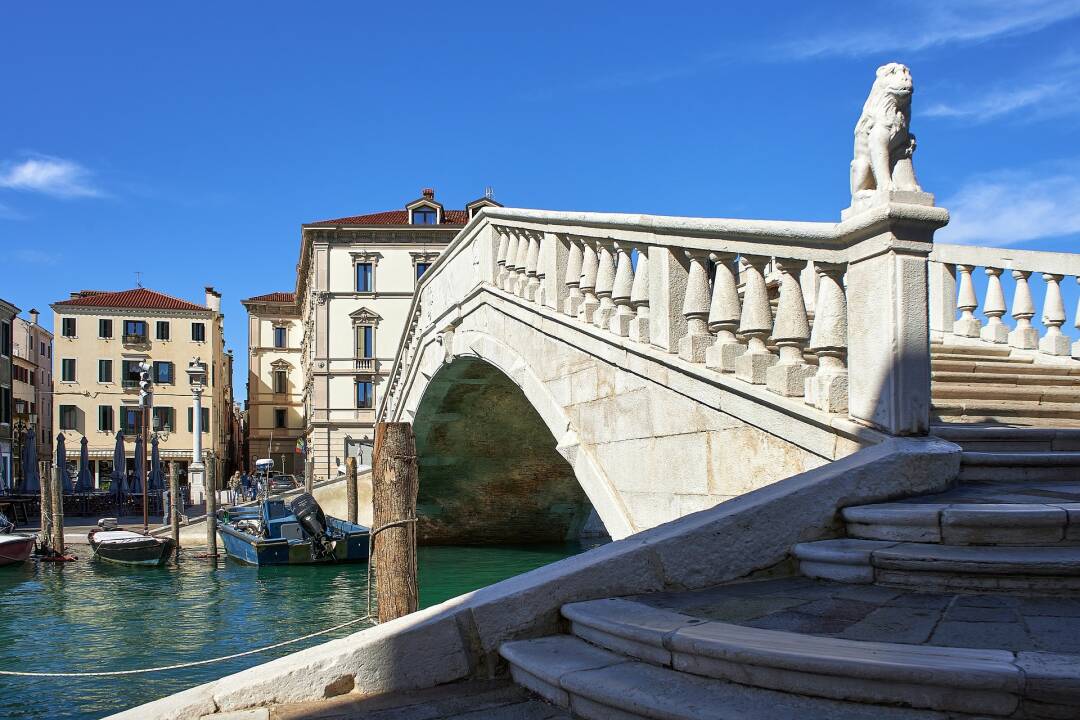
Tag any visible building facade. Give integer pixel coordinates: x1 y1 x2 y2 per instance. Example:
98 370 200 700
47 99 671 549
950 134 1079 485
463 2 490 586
50 286 232 500
12 309 53 486
241 292 303 476
293 189 500 481
0 298 17 491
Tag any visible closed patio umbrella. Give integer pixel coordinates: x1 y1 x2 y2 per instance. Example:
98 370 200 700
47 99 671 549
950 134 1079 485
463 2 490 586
21 430 39 495
76 437 94 493
149 435 163 492
110 431 127 497
131 435 145 496
55 434 70 493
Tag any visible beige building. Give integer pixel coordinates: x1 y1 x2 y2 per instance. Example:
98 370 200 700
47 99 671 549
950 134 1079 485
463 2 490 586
50 286 232 499
12 309 54 483
241 292 303 475
291 188 500 480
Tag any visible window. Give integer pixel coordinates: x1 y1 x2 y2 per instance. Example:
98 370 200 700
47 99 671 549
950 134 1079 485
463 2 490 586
356 325 374 359
121 360 141 387
191 322 206 342
355 263 373 292
0 322 10 356
274 408 287 429
187 407 210 433
99 319 113 339
273 369 287 394
61 318 76 337
156 321 170 340
415 262 432 281
98 359 113 383
59 404 77 430
61 358 76 382
413 208 437 224
0 387 10 424
123 320 147 342
153 361 174 384
39 341 45 356
273 326 287 348
356 381 374 409
98 406 114 432
121 407 142 434
152 407 175 432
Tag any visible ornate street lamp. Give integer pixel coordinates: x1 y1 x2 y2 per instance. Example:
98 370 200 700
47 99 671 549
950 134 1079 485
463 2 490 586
186 358 208 503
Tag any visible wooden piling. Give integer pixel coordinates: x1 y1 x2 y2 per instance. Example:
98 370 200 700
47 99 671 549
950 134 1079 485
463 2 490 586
372 422 418 623
169 461 181 556
346 456 358 525
50 464 64 556
206 457 218 558
39 461 52 552
304 457 314 494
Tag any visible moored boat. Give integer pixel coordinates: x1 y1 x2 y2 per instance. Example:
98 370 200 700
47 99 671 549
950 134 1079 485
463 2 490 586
88 525 175 566
219 493 369 566
0 534 35 566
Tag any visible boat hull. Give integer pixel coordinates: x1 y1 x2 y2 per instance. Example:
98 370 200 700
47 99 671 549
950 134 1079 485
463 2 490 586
0 535 35 566
90 536 176 567
219 520 369 566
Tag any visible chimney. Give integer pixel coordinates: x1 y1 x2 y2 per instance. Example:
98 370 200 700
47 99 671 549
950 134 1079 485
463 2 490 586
205 286 222 313
422 187 435 199
29 309 39 325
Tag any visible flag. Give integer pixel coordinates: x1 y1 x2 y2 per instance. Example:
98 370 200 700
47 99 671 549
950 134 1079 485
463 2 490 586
295 438 305 455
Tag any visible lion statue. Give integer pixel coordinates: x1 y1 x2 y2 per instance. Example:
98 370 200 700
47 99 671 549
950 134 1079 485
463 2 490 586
850 63 922 200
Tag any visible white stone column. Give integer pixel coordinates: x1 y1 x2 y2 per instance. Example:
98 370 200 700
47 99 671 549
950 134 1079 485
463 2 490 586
1009 270 1038 349
564 236 584 317
734 255 777 383
513 230 530 297
189 383 205 504
705 252 745 372
541 232 568 312
628 245 650 344
609 242 635 337
578 240 600 324
806 262 848 412
502 231 519 292
953 264 982 337
766 258 816 396
524 232 541 302
647 246 689 353
593 241 617 329
1039 273 1070 356
495 228 510 288
678 250 713 362
1073 277 1080 359
928 262 956 337
980 267 1009 344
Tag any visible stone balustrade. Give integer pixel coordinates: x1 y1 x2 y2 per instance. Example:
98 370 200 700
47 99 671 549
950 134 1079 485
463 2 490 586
384 202 951 437
930 243 1080 359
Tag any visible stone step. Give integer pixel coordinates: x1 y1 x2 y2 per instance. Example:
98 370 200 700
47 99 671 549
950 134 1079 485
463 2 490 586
931 352 1034 364
930 360 1080 376
499 633 954 719
932 382 1080 403
930 343 1015 357
932 399 1080 424
932 371 1080 387
794 538 1080 592
843 500 1080 545
931 425 1080 452
958 451 1080 481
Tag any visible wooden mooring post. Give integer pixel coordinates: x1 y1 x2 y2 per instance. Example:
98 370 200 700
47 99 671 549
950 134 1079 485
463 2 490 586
169 461 181 557
346 456 358 525
50 462 64 556
372 422 418 623
205 457 218 558
304 457 314 495
39 460 53 553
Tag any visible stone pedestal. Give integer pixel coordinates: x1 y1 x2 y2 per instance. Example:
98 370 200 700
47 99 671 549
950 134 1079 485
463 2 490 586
705 339 745 373
1040 331 1071 356
767 360 816 397
735 346 777 384
1009 326 1039 349
188 463 206 505
980 320 1009 344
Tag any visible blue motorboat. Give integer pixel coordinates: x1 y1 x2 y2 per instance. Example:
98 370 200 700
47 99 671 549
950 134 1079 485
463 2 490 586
219 493 369 566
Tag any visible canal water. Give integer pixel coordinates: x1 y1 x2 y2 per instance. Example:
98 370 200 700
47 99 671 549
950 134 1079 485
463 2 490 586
0 542 597 720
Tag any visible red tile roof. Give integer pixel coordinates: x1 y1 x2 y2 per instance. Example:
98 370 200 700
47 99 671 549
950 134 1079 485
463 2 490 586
307 209 469 226
242 292 295 304
54 288 208 312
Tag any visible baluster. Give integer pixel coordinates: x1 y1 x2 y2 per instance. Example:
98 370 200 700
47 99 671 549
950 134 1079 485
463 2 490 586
735 255 777 383
980 267 1009 344
1073 277 1080 359
564 237 584 317
592 241 616 329
766 258 815 396
705 252 745 372
524 232 541 301
578 240 599 323
513 230 530 296
805 262 848 412
678 250 713 362
1009 270 1038 349
502 231 519 291
1039 273 1070 355
953 264 981 337
495 228 510 287
628 246 650 343
609 242 635 336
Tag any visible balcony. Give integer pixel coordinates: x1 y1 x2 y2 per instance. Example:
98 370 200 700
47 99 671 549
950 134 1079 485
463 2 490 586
355 357 378 372
121 379 139 390
122 334 149 346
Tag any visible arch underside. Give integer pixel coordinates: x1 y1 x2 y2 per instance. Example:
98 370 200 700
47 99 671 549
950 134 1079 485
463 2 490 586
412 356 599 545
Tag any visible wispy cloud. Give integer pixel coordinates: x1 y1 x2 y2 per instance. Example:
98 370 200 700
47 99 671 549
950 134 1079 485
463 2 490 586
939 169 1080 245
0 201 25 220
781 0 1080 59
924 82 1070 120
0 154 103 198
14 249 59 265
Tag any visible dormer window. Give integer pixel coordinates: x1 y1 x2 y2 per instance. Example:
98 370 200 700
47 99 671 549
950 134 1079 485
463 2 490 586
412 207 437 225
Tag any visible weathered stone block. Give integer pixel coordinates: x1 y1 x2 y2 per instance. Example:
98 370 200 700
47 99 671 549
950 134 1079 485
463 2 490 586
766 362 816 397
1009 326 1039 349
677 333 712 363
704 340 745 373
953 316 981 338
735 351 777 384
628 316 649 344
980 322 1009 344
1040 333 1071 356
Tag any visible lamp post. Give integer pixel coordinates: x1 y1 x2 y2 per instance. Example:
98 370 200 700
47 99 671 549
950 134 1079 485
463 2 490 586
186 358 208 505
11 417 30 492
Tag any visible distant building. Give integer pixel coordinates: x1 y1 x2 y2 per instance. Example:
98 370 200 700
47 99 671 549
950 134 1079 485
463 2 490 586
0 298 17 490
240 291 303 476
50 286 233 500
12 309 54 484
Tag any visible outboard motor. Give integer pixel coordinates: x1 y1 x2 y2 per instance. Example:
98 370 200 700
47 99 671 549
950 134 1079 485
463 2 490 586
289 493 332 558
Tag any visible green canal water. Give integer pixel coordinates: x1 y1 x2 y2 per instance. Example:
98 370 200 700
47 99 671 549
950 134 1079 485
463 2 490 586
0 542 599 720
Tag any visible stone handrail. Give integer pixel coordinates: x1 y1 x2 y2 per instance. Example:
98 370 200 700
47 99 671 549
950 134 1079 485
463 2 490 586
930 243 1080 358
380 201 949 436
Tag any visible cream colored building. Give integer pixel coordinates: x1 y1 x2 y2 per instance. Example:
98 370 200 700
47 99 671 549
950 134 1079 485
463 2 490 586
293 188 500 481
241 292 303 475
12 309 54 482
50 286 232 499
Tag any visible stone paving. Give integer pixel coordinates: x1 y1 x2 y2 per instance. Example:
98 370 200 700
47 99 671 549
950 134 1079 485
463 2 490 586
635 576 1080 653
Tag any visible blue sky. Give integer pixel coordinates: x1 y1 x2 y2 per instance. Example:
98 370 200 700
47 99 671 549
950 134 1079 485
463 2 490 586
2 1 1078 400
